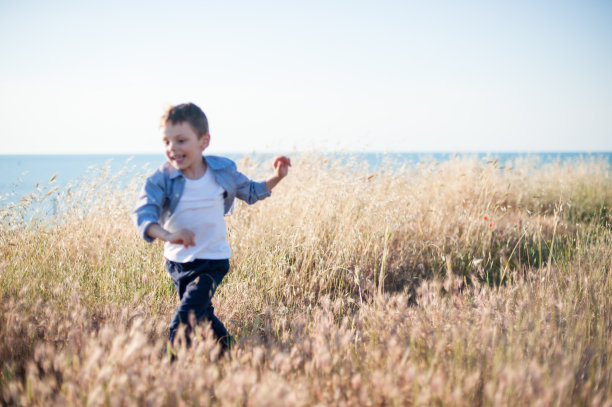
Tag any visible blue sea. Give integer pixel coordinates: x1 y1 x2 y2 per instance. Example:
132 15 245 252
1 152 611 205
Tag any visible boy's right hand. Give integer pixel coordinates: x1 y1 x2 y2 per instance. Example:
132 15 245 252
167 229 196 248
145 223 195 247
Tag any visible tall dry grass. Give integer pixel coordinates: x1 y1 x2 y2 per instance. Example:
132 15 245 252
1 154 611 406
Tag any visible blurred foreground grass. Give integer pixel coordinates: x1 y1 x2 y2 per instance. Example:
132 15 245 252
1 154 611 406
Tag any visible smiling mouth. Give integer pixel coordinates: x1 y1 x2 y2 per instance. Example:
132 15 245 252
169 154 185 164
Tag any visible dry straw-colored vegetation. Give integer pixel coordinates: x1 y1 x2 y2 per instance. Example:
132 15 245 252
1 153 611 406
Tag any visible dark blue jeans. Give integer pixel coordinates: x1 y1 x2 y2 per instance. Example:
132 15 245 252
166 258 231 349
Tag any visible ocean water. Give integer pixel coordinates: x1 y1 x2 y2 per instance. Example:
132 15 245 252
1 152 611 205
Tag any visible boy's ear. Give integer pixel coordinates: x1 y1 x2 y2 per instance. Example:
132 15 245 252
201 132 210 149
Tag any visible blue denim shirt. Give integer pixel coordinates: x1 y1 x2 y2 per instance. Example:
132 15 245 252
133 155 270 242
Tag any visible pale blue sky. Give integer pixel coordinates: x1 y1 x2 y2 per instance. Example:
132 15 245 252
1 0 611 154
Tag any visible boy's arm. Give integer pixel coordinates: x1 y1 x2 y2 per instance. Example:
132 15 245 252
133 175 165 242
145 223 195 248
133 172 196 247
234 156 291 204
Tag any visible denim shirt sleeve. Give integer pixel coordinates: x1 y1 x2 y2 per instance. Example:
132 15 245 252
133 170 167 243
231 162 271 204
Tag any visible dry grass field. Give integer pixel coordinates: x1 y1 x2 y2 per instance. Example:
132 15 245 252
1 154 611 406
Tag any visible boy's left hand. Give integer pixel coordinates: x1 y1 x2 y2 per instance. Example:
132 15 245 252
273 156 291 179
266 156 291 192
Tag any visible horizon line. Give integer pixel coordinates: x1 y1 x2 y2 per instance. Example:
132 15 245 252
2 150 612 156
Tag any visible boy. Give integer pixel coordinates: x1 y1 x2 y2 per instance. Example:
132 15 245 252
133 102 290 355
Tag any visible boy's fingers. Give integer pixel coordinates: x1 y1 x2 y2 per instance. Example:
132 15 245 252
274 156 291 167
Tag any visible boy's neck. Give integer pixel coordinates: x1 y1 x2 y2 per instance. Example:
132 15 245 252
182 157 207 179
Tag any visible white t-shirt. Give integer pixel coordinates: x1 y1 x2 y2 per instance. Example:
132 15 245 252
163 169 231 262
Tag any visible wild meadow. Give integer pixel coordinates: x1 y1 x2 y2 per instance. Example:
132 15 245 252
1 154 611 406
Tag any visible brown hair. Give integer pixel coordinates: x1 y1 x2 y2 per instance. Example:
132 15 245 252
160 103 209 138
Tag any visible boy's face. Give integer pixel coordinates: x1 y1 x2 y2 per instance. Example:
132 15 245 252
162 121 210 177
